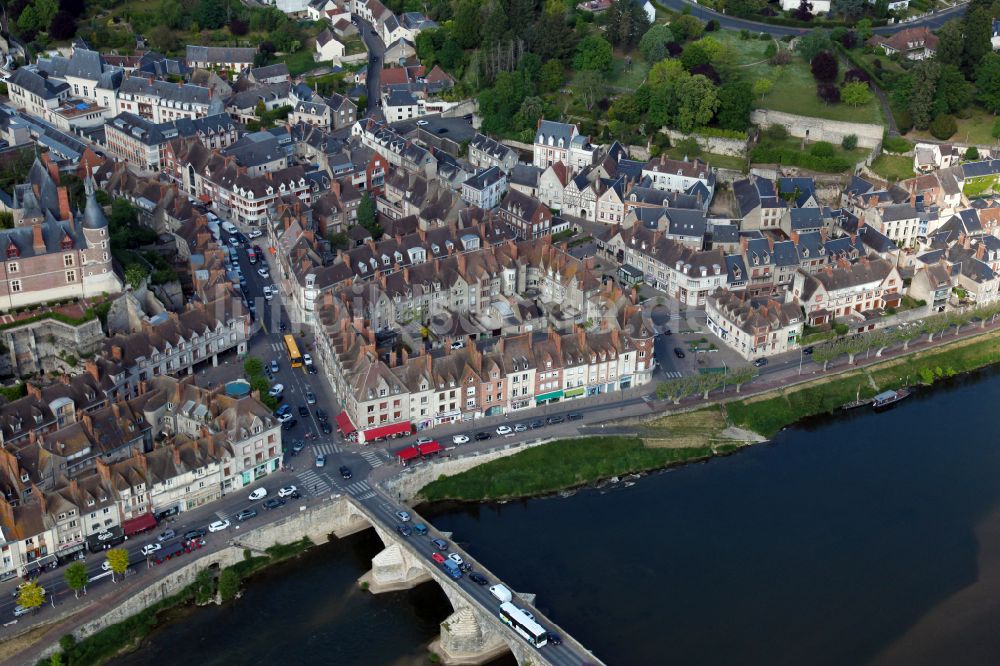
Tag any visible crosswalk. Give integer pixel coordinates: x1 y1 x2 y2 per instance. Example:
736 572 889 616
661 371 683 379
313 442 341 456
270 342 284 352
344 480 375 499
296 469 332 496
215 510 229 520
360 449 384 468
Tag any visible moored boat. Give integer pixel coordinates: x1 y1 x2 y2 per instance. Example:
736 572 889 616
872 388 912 410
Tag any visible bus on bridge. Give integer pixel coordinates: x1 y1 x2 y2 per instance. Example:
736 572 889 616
499 601 548 648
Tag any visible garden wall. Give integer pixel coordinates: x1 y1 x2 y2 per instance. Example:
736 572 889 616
664 129 748 158
751 109 883 149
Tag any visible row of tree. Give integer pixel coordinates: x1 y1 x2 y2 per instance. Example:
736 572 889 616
15 548 130 616
656 366 758 404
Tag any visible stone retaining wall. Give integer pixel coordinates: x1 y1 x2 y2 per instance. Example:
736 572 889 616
750 109 883 149
664 129 748 157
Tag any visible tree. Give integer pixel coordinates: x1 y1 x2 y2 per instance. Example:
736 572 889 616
909 60 941 130
64 561 89 599
977 53 1000 114
963 5 992 76
229 18 249 36
681 40 712 70
16 582 45 612
856 18 873 42
752 77 774 100
670 14 703 42
514 96 544 130
50 652 64 666
572 69 606 110
841 134 858 150
966 146 980 160
674 74 719 132
796 29 832 62
695 373 723 399
602 0 650 48
935 19 964 68
148 25 179 52
716 79 753 131
356 192 381 239
725 0 767 18
934 64 973 116
106 548 130 582
244 357 264 377
125 264 148 290
992 116 1000 139
792 0 814 21
832 0 865 18
639 24 674 62
930 113 957 140
539 59 565 93
817 82 841 104
810 51 838 82
48 10 77 39
729 366 756 393
841 81 873 107
810 141 835 157
573 35 613 73
194 0 227 30
219 568 240 602
452 0 482 49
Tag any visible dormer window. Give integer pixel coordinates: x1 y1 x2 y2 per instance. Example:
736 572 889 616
20 472 29 483
6 242 19 259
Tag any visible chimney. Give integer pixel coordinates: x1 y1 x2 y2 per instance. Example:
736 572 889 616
976 242 986 260
389 350 397 367
766 236 775 252
819 227 828 243
111 344 123 361
26 383 41 400
32 224 45 253
82 413 94 436
790 230 799 245
85 360 100 382
740 235 749 254
173 446 182 466
401 347 409 364
57 187 71 221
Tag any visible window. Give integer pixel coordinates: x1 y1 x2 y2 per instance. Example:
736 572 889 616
10 279 21 293
66 270 76 283
64 254 74 266
7 262 17 273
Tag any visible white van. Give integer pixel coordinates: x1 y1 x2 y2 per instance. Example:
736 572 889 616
221 221 238 235
489 584 512 603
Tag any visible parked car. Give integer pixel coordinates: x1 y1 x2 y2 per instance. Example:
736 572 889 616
513 423 527 432
208 519 230 533
12 605 32 617
268 384 284 397
248 488 268 501
278 485 298 498
157 529 176 542
548 415 565 425
321 421 332 434
247 228 263 239
298 406 309 417
674 347 686 359
308 364 318 374
453 434 469 444
257 267 269 278
431 538 449 551
396 510 411 522
141 543 162 556
474 431 492 441
753 357 768 367
263 498 285 510
276 412 294 424
316 455 326 468
183 529 206 540
802 346 815 355
431 552 446 564
303 353 313 365
292 440 305 454
529 419 544 429
415 437 433 445
496 425 512 436
306 391 316 405
568 412 583 420
282 418 298 431
263 286 273 301
339 465 352 479
236 509 257 522
316 408 328 421
270 360 279 373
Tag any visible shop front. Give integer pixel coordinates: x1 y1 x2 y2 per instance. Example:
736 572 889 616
534 390 564 405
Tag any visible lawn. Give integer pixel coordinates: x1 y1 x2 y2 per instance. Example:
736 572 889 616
907 107 999 146
761 135 870 165
711 30 774 65
870 154 915 182
279 50 325 77
745 54 883 125
608 53 650 92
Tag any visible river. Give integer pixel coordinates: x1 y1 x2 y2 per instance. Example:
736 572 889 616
116 368 1000 666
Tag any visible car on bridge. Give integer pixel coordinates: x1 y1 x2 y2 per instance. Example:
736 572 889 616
396 510 411 522
396 524 411 537
546 631 562 645
141 543 162 557
474 431 491 441
278 485 298 498
183 529 206 540
157 529 176 542
547 415 565 425
469 572 488 585
431 538 448 551
263 498 285 510
753 358 768 367
447 553 464 566
431 552 446 564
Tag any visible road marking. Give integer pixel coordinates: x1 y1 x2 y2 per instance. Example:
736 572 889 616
296 469 331 495
662 371 683 378
360 450 384 468
345 481 372 496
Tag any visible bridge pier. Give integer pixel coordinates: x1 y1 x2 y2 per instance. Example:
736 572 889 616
429 583 517 665
361 525 433 593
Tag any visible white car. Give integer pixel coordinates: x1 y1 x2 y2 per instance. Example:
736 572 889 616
141 543 162 557
416 119 429 126
208 519 230 533
447 553 464 566
263 286 273 301
276 412 294 423
278 485 298 498
257 267 269 278
247 229 263 239
496 425 512 436
452 434 469 445
396 510 411 522
268 384 284 397
101 561 113 572
303 353 313 365
248 488 268 501
228 236 240 247
416 437 433 446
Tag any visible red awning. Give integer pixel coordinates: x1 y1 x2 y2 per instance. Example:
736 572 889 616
396 446 420 462
335 411 356 435
361 421 412 442
121 512 157 536
417 441 442 456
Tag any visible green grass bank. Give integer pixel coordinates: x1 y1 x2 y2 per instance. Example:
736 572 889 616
419 437 715 502
40 538 313 666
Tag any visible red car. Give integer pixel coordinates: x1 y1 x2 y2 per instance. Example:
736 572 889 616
431 552 446 564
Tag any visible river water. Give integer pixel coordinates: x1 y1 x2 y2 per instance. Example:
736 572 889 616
117 368 1000 666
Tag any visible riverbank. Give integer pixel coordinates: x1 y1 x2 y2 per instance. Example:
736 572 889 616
38 539 314 666
419 327 1000 502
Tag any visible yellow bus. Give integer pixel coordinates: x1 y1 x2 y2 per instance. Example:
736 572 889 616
283 335 303 368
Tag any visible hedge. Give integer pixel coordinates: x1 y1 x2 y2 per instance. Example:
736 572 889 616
834 43 887 90
882 135 912 154
692 126 748 140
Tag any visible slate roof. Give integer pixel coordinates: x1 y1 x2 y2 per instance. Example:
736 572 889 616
185 46 258 64
9 68 69 100
464 166 505 190
536 119 577 147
